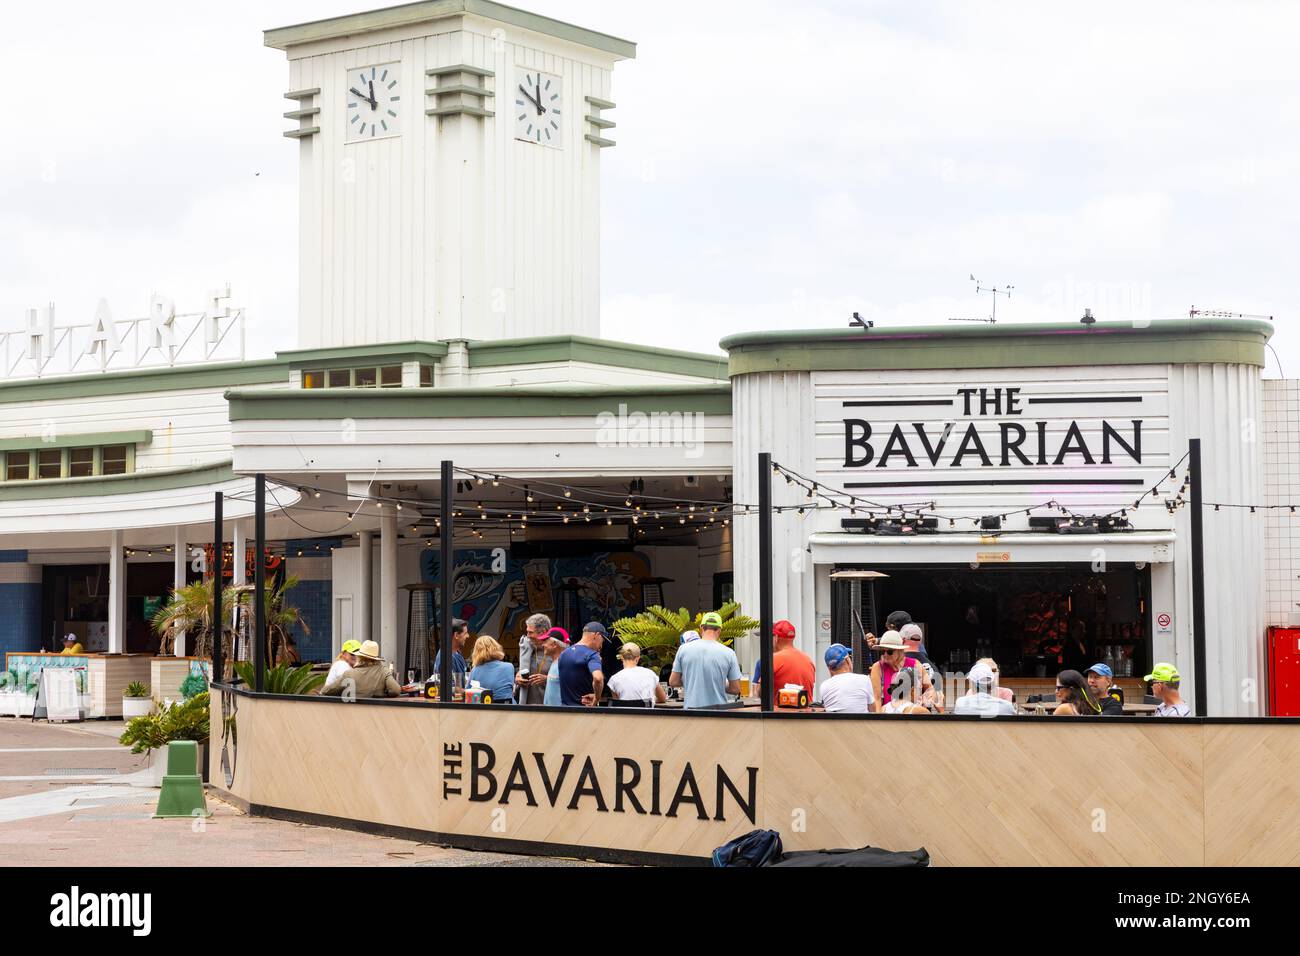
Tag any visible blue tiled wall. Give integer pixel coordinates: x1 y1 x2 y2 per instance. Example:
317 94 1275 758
0 583 42 658
0 551 29 563
288 579 332 663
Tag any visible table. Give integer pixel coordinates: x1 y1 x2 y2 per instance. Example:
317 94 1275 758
1020 700 1159 715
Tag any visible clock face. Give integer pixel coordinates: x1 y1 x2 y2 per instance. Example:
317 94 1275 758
345 62 401 142
514 70 562 147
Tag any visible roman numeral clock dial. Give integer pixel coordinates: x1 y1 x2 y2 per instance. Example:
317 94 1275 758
345 63 401 142
514 70 562 147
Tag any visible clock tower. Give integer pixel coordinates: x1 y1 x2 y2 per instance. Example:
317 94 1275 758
265 1 635 349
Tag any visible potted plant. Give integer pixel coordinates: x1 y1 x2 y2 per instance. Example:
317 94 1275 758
119 691 211 785
612 602 759 665
122 681 152 719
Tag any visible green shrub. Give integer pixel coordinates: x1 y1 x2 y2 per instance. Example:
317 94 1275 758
232 661 325 695
179 672 208 699
119 691 210 754
123 681 149 698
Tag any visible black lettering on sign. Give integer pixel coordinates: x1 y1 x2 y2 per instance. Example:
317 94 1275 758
534 752 573 805
715 766 759 823
1000 422 1031 466
950 423 992 467
877 424 917 467
567 756 609 812
912 423 952 466
1054 421 1095 465
614 757 646 814
843 420 873 467
500 751 538 806
650 759 663 816
468 742 497 802
666 762 708 821
1101 420 1142 463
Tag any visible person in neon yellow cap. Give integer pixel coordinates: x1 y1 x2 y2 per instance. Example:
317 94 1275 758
1145 663 1189 717
327 639 363 687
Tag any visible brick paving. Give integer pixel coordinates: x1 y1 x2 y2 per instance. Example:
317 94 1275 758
0 717 606 867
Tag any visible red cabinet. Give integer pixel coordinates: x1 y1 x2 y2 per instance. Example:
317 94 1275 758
1268 626 1300 716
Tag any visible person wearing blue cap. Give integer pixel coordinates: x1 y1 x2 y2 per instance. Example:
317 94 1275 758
1085 663 1125 715
818 643 875 713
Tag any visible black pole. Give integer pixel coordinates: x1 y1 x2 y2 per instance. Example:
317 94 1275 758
758 452 774 712
212 492 224 685
254 473 266 693
439 460 454 703
1189 439 1207 716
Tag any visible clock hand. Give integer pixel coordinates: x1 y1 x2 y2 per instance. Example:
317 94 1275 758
367 79 377 109
518 83 545 115
349 87 369 102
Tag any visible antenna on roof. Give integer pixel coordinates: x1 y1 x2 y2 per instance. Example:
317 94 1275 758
1189 307 1273 321
971 274 1013 323
947 316 996 324
850 311 873 330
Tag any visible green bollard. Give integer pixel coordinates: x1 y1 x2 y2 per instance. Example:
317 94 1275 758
154 740 211 819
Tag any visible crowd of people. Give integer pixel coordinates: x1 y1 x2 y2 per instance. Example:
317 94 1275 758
316 606 1191 719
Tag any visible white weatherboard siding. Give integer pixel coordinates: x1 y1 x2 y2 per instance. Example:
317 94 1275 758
230 414 732 478
1167 363 1265 717
465 361 728 388
0 383 290 471
289 23 613 349
732 362 1266 715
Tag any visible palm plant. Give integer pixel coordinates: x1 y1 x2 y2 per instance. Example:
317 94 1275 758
253 575 310 666
612 602 758 663
151 579 236 660
232 660 325 695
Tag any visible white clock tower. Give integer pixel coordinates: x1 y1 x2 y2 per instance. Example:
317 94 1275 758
265 1 634 349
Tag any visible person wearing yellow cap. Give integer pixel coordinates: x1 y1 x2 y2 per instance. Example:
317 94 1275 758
326 639 362 687
1145 663 1189 717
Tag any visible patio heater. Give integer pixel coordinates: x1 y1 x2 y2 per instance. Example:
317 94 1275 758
402 584 435 680
829 570 889 674
554 580 583 638
635 576 673 611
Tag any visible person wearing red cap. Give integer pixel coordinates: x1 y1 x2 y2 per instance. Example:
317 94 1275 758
755 620 815 701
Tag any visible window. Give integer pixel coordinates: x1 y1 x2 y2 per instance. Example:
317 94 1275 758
380 365 403 388
69 447 94 478
419 364 434 387
6 452 30 481
328 368 351 388
302 370 326 389
101 445 128 476
355 367 378 388
37 449 62 479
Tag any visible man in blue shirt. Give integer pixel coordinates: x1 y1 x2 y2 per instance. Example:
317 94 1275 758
557 622 607 706
670 612 741 708
433 618 469 677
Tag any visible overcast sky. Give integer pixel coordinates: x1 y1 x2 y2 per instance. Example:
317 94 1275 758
2 1 1295 374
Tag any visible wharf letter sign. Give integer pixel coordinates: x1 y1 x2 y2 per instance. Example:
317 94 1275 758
442 740 758 824
840 385 1147 490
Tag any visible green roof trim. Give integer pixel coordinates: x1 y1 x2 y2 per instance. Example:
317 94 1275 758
226 384 731 420
0 460 235 502
466 335 729 381
720 319 1274 376
279 341 450 372
0 360 287 405
0 430 152 453
264 0 636 59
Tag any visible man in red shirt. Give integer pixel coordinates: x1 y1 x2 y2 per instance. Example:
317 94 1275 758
755 620 816 699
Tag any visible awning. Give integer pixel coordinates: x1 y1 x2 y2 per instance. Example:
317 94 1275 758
808 531 1175 566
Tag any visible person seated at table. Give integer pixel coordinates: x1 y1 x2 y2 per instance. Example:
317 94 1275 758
818 643 875 713
670 612 741 709
608 642 666 707
60 634 84 656
753 620 814 702
433 617 470 678
881 667 930 715
468 635 516 705
326 640 361 686
1146 663 1190 717
953 661 1017 717
870 630 934 713
1085 663 1125 715
974 657 1015 704
320 640 401 699
1052 669 1101 716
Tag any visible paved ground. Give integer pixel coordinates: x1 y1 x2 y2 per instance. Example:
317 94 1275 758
0 717 604 866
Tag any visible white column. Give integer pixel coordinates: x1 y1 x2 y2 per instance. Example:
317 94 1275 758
380 512 398 660
108 529 126 654
358 530 373 645
173 526 187 656
233 521 249 587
